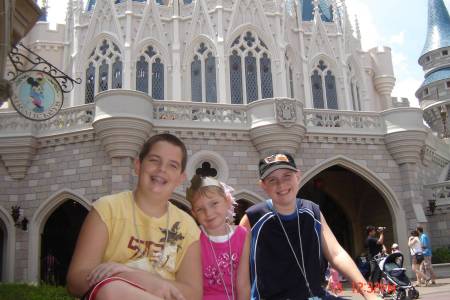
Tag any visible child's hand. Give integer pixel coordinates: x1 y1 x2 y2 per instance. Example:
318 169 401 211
87 262 132 286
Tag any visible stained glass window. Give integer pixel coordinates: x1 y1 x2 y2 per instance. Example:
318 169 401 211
191 55 202 102
230 51 243 104
245 53 258 103
99 60 108 92
85 38 122 100
260 53 273 99
325 71 337 109
152 58 164 100
136 56 149 93
229 31 272 103
311 70 324 108
85 63 95 103
205 53 217 103
112 57 122 89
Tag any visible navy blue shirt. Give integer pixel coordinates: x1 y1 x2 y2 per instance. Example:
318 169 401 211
246 199 324 300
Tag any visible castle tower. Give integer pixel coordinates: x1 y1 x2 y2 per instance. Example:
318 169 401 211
416 0 450 139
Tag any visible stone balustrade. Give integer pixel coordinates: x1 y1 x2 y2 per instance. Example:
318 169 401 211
304 109 384 134
424 181 450 206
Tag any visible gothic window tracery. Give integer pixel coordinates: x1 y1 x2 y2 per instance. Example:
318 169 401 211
135 45 165 100
229 31 273 104
84 39 123 103
310 60 338 109
190 42 217 103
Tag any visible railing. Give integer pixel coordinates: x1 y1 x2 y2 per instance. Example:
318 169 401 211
304 109 384 133
153 101 248 127
424 181 450 206
0 104 95 136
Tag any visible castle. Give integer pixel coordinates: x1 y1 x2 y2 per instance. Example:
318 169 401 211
0 0 449 284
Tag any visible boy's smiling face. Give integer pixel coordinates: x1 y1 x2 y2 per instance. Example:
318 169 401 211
135 140 186 197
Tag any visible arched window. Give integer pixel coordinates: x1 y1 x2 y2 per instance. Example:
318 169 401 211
310 60 338 109
190 42 217 103
229 31 273 104
84 39 123 103
135 46 165 100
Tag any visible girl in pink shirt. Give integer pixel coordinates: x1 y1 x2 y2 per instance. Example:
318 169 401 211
187 175 250 300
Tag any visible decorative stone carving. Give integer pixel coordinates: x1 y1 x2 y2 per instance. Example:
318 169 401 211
276 100 297 126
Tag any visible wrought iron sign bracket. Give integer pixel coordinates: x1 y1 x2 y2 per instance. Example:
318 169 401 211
7 43 81 93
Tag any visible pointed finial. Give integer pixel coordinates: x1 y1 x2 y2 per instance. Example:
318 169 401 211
355 15 361 40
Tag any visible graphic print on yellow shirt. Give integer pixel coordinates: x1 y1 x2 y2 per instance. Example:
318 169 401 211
93 191 200 280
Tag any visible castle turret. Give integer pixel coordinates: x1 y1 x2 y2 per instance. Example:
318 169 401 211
416 0 450 139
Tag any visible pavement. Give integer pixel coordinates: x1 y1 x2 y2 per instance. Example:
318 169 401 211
335 277 450 299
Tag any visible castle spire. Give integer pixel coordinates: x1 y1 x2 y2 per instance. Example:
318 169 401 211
421 0 450 56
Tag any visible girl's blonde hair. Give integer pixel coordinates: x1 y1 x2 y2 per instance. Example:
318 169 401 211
186 174 236 221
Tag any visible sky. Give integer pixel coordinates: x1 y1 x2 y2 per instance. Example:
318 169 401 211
44 0 450 108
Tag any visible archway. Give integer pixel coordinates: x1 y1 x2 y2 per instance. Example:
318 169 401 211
299 160 399 259
0 206 15 282
29 189 91 283
40 200 88 285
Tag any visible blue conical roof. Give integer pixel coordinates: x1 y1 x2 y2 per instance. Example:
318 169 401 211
421 0 450 56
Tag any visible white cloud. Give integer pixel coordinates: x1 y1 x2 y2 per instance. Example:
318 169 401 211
46 0 68 26
345 0 381 50
392 78 422 108
388 32 405 46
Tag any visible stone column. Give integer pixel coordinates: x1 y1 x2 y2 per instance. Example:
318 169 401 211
93 89 153 192
383 108 428 229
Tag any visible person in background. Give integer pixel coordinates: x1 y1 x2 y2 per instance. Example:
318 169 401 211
417 226 437 285
408 230 428 287
365 226 384 284
239 152 378 300
67 133 202 300
391 243 400 254
186 174 250 300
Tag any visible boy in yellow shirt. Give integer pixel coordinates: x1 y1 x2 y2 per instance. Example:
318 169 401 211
67 133 202 300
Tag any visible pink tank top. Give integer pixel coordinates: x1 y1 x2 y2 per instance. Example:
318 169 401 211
200 225 247 300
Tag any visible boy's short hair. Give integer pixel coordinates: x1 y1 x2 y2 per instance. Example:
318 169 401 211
139 133 188 172
416 226 423 233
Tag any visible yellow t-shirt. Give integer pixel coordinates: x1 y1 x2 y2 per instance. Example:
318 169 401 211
94 190 200 280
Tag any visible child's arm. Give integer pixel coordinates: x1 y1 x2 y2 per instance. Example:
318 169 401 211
236 228 251 300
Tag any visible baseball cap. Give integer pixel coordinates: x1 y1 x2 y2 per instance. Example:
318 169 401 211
259 153 297 179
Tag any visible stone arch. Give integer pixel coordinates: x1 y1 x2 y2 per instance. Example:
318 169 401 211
226 24 279 58
170 191 192 211
78 33 124 74
300 155 407 250
185 150 229 183
233 189 265 204
27 189 91 283
0 205 15 282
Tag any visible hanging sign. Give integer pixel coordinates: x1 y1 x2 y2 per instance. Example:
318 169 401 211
10 70 63 121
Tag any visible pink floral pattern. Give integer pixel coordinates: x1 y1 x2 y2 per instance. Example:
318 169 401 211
204 251 238 286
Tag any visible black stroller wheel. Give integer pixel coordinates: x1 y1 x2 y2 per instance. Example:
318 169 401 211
395 289 406 300
408 288 420 299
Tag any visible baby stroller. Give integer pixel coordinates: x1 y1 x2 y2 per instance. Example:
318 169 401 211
376 252 419 300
